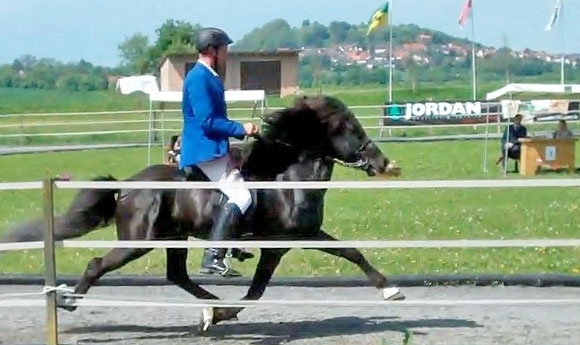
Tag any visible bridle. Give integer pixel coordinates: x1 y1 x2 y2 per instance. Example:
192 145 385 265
251 118 373 172
333 138 371 170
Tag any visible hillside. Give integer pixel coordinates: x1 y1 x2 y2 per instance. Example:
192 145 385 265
232 19 580 87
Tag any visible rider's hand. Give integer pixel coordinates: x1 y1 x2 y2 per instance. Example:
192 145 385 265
243 122 258 136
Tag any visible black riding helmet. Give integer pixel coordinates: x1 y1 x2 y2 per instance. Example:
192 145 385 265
194 27 234 53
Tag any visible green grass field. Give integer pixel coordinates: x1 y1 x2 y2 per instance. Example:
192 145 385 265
1 141 579 279
1 83 579 279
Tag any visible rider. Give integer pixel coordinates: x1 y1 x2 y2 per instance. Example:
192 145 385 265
180 27 258 277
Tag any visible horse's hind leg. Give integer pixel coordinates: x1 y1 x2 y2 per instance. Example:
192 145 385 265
166 248 220 300
310 229 405 301
210 248 289 326
167 248 227 334
60 192 160 312
59 247 152 312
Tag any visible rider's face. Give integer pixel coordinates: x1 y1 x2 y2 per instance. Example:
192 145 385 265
214 45 228 80
217 45 228 61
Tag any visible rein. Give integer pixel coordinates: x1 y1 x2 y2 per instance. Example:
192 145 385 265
252 116 372 171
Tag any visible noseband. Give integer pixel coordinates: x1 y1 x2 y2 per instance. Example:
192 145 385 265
332 138 371 170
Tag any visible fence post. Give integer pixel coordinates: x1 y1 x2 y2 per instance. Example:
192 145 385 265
42 178 59 345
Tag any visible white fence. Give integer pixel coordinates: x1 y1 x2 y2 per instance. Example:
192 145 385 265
1 178 580 344
4 107 580 144
0 106 509 143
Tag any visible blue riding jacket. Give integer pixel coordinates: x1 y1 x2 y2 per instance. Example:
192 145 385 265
179 62 246 170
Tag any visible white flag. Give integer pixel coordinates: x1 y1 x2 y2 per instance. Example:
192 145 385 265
545 0 562 31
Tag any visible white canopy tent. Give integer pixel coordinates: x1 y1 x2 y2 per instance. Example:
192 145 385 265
147 89 267 166
486 83 580 101
116 75 159 95
482 83 580 175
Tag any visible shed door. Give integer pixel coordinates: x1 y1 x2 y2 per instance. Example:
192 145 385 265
240 61 281 96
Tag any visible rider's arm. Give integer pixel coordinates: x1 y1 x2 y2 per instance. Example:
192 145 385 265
187 78 246 139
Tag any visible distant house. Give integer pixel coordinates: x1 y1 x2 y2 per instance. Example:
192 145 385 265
157 49 300 97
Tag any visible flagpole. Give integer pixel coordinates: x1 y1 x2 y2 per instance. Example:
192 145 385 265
470 0 477 100
560 0 565 84
388 0 393 102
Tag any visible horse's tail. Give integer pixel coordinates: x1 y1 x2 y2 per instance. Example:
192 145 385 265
0 175 120 243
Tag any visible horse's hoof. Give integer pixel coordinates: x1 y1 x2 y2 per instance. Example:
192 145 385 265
197 307 214 336
58 304 78 312
382 287 406 301
213 307 243 325
57 296 78 312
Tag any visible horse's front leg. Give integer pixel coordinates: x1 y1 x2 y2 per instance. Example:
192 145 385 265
309 229 405 301
211 247 289 325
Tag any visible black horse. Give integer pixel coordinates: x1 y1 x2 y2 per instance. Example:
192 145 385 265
1 94 404 333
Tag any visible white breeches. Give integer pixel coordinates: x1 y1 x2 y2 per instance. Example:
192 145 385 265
197 155 252 213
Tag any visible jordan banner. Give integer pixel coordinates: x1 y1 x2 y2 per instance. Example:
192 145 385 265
382 99 580 126
382 100 502 125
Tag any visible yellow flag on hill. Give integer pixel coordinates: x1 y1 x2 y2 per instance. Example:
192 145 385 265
366 2 390 35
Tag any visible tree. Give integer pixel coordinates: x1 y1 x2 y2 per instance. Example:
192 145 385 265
328 21 351 45
118 33 150 75
403 57 419 94
116 19 200 75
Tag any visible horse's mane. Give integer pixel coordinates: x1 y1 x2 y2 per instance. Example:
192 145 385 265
237 94 350 179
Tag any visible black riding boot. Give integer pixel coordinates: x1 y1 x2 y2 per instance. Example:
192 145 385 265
200 203 243 277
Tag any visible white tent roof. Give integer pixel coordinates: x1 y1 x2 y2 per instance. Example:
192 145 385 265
116 75 159 95
115 75 267 104
486 83 580 100
149 90 266 103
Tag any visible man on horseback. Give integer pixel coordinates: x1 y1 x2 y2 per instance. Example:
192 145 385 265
180 27 259 277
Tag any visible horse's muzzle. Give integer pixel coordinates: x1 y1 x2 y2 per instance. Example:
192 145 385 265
363 162 378 176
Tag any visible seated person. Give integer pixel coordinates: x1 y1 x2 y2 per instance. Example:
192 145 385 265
167 135 182 164
552 119 574 139
496 114 528 168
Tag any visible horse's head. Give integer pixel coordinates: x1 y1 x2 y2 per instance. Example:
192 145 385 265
260 95 393 177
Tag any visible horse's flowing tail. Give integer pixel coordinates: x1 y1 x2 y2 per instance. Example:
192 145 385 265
0 175 120 243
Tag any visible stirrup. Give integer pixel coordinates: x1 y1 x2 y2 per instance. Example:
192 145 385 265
220 254 233 276
199 255 240 277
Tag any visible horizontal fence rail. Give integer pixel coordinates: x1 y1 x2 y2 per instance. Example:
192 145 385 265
0 117 496 129
0 105 383 118
0 129 154 138
1 239 579 252
0 119 183 129
3 178 580 191
2 298 580 308
51 179 580 190
0 181 43 190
